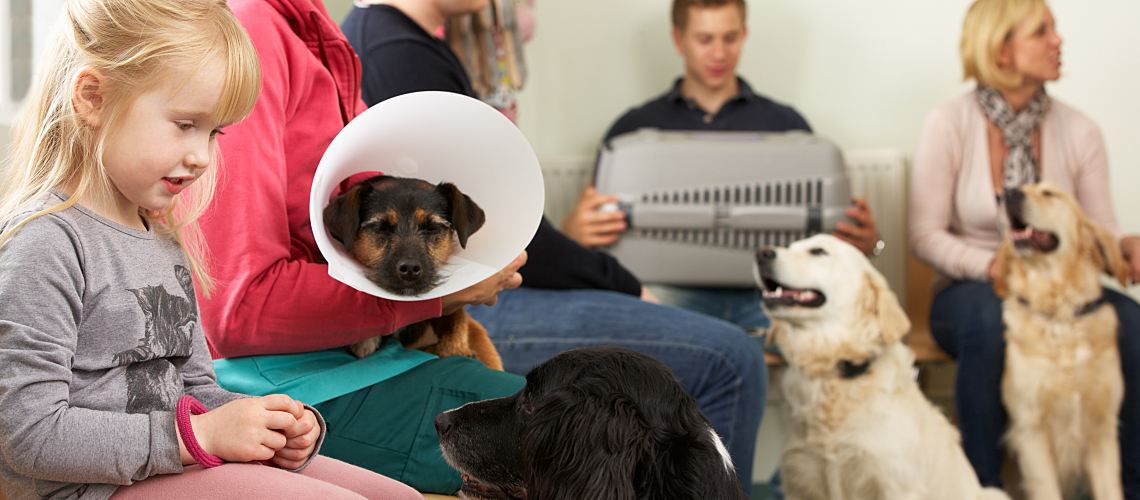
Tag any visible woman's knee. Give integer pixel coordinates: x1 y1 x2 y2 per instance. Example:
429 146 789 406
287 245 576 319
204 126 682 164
1108 290 1140 358
932 282 1004 360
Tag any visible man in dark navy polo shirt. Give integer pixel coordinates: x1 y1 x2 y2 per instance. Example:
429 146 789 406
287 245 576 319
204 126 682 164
562 0 881 332
604 76 810 139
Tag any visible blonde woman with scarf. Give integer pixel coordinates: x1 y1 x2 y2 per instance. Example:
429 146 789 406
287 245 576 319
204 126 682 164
909 0 1140 495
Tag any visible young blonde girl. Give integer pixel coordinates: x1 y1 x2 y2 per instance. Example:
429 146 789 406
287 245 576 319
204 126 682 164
0 1 419 499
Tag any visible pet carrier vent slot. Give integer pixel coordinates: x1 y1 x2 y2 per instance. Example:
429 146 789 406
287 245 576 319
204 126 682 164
625 179 826 249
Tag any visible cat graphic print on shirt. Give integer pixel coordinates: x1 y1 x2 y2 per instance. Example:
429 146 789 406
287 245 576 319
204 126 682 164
113 265 197 413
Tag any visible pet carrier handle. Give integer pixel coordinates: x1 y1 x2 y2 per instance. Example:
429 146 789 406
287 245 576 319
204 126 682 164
624 204 817 231
625 204 715 229
723 206 815 230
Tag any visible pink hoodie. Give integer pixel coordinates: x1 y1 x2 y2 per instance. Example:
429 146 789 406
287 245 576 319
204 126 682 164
199 0 440 359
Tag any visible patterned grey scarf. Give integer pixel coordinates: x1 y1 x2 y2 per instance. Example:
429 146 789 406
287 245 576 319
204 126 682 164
976 85 1051 190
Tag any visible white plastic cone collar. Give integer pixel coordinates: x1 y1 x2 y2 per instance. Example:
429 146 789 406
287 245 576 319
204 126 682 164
309 91 544 300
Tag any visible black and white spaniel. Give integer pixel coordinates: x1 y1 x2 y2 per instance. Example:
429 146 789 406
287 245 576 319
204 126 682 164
435 346 746 500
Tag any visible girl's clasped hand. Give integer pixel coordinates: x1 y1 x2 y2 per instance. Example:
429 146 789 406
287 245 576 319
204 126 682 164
182 395 320 468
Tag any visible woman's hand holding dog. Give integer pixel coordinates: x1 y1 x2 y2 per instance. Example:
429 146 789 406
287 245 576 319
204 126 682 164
987 257 1002 281
441 251 526 314
181 394 305 465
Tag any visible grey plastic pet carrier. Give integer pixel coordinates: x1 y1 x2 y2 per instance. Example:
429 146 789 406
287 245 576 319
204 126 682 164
594 129 852 287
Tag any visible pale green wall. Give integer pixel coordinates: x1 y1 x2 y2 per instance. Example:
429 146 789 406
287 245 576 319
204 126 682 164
512 0 1140 238
321 0 1140 237
315 0 1140 272
324 0 354 23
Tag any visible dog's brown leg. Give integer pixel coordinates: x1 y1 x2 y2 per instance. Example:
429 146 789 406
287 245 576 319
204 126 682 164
1084 355 1125 500
420 311 470 359
465 317 503 371
1085 429 1124 500
350 337 383 358
1008 427 1063 500
402 310 504 371
1084 373 1124 500
398 321 439 350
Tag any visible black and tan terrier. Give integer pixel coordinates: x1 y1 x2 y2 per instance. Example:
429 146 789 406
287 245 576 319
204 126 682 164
323 174 503 370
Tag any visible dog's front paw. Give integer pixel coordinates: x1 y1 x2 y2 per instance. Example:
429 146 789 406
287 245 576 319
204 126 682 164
350 337 382 358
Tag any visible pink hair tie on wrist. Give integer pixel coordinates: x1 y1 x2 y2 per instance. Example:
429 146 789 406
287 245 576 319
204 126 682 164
176 394 224 468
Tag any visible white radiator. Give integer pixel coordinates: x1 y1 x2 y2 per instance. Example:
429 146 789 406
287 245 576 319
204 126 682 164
538 148 909 296
845 149 908 300
540 155 595 228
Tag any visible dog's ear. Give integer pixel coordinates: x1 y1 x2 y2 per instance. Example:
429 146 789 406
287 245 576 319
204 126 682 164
1082 218 1129 287
860 270 910 345
436 182 485 248
648 404 747 500
323 183 369 249
524 385 644 500
764 321 788 350
992 241 1014 298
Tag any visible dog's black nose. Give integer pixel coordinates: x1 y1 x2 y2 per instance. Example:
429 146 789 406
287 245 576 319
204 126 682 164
756 247 777 263
435 412 453 439
1003 187 1024 206
397 259 423 281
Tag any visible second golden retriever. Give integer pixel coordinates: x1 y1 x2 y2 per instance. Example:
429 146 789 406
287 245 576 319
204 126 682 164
994 182 1128 499
757 234 1007 500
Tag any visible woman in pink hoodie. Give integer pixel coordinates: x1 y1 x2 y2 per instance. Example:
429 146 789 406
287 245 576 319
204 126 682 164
197 0 527 495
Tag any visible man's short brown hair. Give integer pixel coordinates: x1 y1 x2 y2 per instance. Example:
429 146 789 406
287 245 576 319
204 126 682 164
671 0 747 30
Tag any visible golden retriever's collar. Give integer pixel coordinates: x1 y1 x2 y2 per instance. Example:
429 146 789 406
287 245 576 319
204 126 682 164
1015 294 1109 318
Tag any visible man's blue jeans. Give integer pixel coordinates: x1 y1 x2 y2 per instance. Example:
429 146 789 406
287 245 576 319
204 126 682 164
469 287 768 491
647 284 772 332
930 280 1140 498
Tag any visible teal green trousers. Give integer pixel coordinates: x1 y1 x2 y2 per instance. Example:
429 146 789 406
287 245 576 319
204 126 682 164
314 356 524 494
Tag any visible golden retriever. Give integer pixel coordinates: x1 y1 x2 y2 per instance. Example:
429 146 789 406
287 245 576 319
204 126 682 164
756 234 1007 500
993 183 1128 500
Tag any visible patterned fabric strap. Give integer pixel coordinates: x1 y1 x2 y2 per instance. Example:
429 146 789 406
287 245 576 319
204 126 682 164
176 394 225 468
975 85 1051 191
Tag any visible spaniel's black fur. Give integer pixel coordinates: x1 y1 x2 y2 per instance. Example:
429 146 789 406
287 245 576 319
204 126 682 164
436 347 747 500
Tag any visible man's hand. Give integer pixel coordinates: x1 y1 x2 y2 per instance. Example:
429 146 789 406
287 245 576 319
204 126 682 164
833 197 881 256
560 187 627 248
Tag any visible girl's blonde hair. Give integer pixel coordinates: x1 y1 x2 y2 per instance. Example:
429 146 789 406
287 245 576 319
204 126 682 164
0 0 260 295
960 0 1048 90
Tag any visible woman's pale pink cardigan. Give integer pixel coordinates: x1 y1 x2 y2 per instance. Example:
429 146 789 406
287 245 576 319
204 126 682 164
910 91 1119 282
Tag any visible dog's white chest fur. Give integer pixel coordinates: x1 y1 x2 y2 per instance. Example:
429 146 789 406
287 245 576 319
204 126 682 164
756 235 1007 500
779 345 1004 500
1001 300 1125 493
